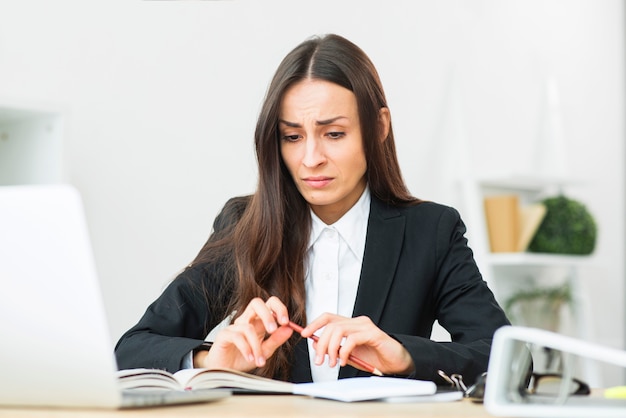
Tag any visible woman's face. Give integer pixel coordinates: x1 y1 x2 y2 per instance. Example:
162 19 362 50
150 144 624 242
279 79 367 225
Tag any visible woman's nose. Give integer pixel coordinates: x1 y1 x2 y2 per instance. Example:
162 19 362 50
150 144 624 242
302 137 326 167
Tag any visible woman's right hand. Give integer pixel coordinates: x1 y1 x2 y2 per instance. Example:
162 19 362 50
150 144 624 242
193 296 293 371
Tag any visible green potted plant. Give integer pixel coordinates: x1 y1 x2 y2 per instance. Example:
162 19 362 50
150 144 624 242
528 195 597 255
503 282 572 332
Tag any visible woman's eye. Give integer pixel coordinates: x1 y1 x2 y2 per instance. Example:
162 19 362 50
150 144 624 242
281 134 301 142
327 131 345 140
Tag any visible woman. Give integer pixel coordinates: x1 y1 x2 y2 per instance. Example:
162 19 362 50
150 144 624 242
115 34 510 385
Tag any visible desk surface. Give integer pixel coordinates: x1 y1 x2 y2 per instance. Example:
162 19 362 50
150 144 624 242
0 395 491 418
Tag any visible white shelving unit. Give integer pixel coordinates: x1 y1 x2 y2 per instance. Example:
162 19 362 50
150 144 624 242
0 102 66 186
485 252 594 268
463 175 601 386
470 175 590 290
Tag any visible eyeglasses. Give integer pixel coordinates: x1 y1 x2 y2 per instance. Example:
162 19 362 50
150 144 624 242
504 340 592 404
437 370 590 403
524 372 591 397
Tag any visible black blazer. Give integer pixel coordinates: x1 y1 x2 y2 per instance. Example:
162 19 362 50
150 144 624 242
115 196 509 385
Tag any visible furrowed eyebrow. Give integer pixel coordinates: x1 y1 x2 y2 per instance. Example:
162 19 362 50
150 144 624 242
278 116 348 128
278 119 301 128
316 116 347 126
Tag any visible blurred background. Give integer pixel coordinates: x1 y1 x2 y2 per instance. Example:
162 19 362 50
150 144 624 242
0 0 623 386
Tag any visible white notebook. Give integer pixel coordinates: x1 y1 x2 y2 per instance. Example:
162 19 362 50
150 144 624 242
293 376 437 402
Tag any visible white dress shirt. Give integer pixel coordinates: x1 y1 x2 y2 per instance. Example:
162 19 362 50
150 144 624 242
187 188 371 378
305 187 370 382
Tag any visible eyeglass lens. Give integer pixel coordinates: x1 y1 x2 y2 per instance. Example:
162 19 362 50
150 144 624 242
530 373 591 396
518 344 591 399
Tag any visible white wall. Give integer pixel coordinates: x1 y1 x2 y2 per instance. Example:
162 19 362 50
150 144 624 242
1 0 623 384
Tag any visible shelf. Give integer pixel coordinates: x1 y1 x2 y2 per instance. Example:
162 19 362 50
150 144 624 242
484 252 595 267
477 175 582 193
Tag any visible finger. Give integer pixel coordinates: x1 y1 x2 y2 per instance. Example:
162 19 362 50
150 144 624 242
261 325 293 357
241 323 270 367
235 297 278 334
338 335 357 367
227 322 267 367
312 327 333 366
326 333 346 368
301 312 335 338
216 327 256 365
320 323 350 368
233 297 264 324
265 296 290 326
304 313 342 365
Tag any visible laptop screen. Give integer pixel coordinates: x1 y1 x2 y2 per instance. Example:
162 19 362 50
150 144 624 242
0 184 122 408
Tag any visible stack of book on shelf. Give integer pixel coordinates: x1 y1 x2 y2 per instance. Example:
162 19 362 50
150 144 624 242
483 195 546 253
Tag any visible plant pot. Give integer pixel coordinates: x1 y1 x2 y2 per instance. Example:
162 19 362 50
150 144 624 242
514 298 564 332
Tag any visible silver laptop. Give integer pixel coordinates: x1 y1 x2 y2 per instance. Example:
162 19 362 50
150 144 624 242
0 184 229 408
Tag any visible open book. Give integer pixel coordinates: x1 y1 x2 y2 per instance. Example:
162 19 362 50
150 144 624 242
117 368 293 394
117 368 439 402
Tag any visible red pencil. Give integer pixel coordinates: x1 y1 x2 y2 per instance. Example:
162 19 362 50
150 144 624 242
282 318 383 377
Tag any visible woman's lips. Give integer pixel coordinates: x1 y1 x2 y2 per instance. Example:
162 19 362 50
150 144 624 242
303 176 333 188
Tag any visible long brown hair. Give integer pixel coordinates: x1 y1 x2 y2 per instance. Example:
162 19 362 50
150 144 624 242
192 34 418 380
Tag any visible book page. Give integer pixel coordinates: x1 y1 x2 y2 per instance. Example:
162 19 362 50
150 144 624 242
117 368 183 391
175 368 293 393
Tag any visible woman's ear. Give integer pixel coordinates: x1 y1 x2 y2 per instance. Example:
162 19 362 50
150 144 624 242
378 107 391 143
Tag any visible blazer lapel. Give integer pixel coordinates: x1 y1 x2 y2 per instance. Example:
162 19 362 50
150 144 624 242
352 197 405 320
290 339 313 383
340 198 405 378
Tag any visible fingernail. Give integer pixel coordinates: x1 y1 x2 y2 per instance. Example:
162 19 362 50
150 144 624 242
257 357 266 367
268 322 277 332
248 354 255 363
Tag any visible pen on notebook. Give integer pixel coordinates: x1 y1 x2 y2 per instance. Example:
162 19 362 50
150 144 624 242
278 315 383 377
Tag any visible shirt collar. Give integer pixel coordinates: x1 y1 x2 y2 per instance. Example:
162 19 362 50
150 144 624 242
308 187 371 259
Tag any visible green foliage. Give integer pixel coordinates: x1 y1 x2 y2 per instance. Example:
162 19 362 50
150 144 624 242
504 283 572 318
528 195 597 255
503 283 572 330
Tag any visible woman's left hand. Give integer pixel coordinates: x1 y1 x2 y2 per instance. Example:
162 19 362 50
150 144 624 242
300 313 415 376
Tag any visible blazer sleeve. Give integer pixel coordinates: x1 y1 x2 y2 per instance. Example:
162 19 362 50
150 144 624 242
114 197 247 372
390 205 510 385
113 266 220 372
